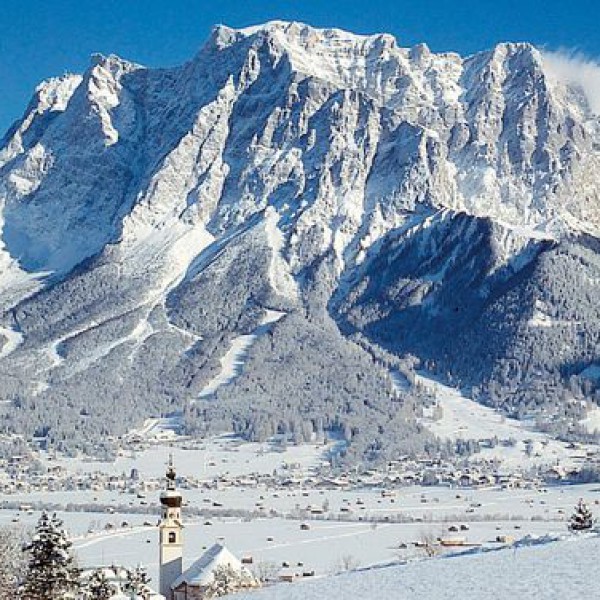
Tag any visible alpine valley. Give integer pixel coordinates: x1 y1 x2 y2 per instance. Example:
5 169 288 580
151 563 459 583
1 21 599 462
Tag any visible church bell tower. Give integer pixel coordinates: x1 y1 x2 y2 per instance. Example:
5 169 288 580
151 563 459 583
159 456 183 599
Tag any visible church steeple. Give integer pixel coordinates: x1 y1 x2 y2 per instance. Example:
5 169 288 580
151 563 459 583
165 454 178 492
159 455 183 599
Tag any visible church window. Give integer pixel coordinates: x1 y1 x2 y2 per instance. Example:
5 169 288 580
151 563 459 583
169 532 177 543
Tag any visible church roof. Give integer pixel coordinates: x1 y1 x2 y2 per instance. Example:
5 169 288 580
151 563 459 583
171 543 254 589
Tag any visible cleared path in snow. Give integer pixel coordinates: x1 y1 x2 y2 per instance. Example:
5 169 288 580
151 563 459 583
0 324 23 359
196 310 285 400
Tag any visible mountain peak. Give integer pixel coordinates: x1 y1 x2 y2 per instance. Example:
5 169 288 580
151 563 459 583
207 20 398 58
0 22 598 462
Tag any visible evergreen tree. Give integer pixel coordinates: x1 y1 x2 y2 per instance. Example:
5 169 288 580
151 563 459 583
123 566 152 600
569 498 594 531
0 525 28 600
82 568 116 600
20 512 80 600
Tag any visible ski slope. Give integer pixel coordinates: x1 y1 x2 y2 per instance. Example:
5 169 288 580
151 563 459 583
416 372 593 470
580 406 600 435
197 310 285 399
0 324 23 359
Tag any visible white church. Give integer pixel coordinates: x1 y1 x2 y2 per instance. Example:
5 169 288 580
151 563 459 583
158 460 260 600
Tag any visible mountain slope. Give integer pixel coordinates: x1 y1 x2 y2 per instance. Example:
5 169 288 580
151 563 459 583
0 21 599 458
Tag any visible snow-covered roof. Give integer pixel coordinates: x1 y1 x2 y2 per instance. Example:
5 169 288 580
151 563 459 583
171 543 253 589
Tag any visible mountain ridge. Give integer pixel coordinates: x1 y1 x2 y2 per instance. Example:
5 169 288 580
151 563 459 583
0 21 598 460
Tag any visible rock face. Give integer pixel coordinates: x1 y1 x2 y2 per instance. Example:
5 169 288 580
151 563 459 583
0 21 598 457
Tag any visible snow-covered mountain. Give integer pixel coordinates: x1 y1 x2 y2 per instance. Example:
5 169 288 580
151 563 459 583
0 21 598 457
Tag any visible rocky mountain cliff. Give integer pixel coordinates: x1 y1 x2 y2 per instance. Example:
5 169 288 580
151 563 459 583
0 21 598 459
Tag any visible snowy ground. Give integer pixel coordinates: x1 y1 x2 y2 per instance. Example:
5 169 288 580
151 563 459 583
11 481 600 521
124 415 184 442
69 517 576 586
580 406 600 435
0 323 23 359
2 502 589 587
416 372 595 470
233 533 600 600
5 369 598 594
6 482 599 585
34 434 331 480
11 426 598 586
6 501 596 598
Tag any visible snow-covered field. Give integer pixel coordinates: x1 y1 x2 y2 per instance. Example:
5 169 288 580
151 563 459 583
234 533 600 600
8 426 596 589
1 500 586 587
7 481 599 585
0 323 23 359
416 372 595 470
69 517 576 586
33 434 330 480
4 424 599 598
12 481 600 521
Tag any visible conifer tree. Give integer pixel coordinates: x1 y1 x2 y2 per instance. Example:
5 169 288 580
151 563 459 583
569 498 593 531
20 512 80 600
123 566 152 599
0 525 28 600
82 568 116 600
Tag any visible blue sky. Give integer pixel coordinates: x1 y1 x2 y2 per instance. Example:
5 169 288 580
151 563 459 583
1 0 599 134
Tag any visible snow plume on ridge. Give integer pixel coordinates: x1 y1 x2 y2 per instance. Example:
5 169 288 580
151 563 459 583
542 49 600 114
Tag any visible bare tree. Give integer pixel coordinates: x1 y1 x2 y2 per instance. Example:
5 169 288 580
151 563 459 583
337 554 361 573
252 561 279 584
418 531 439 558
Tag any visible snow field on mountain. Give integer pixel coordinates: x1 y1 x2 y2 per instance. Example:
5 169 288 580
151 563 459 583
196 332 267 399
416 373 593 470
263 208 299 300
124 415 184 441
0 324 23 359
580 406 600 435
31 222 215 382
197 310 287 399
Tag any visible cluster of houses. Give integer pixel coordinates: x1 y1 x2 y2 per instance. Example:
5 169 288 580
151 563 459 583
2 445 600 503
